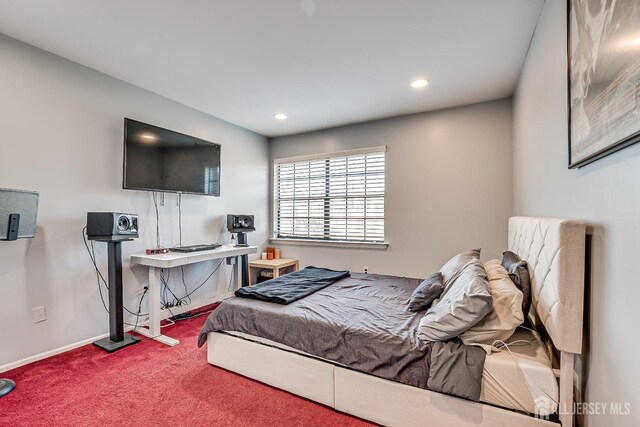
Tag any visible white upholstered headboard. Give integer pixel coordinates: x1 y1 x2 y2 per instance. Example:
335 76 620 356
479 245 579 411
508 217 586 354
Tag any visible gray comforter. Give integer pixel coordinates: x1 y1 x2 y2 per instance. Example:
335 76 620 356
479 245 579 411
198 273 486 401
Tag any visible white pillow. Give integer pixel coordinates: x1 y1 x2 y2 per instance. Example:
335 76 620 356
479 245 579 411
460 259 524 353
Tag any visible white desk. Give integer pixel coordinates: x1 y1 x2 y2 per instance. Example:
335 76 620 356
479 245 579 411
130 244 258 346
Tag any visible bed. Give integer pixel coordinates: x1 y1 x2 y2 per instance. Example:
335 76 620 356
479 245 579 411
200 217 586 427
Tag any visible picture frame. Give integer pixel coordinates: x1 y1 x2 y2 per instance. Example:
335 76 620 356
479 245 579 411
567 0 640 168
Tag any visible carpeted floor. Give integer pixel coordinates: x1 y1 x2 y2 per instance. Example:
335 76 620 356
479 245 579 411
0 306 372 427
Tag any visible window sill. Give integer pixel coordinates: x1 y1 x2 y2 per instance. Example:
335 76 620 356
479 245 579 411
269 238 389 250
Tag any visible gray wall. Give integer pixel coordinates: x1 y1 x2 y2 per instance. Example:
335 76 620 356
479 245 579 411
270 99 514 278
513 1 637 426
0 34 269 368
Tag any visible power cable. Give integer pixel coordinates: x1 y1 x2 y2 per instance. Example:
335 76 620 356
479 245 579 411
82 227 149 327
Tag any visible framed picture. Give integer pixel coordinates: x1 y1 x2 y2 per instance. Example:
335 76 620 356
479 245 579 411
568 0 640 168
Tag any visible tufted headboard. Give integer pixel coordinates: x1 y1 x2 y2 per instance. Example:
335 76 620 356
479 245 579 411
508 217 586 354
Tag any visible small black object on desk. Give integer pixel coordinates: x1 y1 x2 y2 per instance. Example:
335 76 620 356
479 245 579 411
171 243 221 253
88 235 140 352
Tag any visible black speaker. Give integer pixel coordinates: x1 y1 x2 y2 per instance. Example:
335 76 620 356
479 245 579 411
87 212 139 239
227 214 254 287
227 214 255 233
85 213 140 352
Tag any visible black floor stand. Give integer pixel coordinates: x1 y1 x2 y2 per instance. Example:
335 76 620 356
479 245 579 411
236 232 250 287
0 379 15 398
240 254 249 287
91 238 140 352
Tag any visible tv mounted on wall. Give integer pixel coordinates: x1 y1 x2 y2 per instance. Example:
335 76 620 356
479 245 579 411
123 118 221 196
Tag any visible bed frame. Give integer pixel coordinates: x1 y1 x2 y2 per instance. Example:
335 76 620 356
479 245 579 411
207 217 587 427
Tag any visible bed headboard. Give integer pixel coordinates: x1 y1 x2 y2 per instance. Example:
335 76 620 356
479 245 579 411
508 216 586 354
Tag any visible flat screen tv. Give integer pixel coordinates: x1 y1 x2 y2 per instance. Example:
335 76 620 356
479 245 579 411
123 118 221 196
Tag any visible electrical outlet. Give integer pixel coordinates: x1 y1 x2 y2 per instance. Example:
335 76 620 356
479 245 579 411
32 306 47 323
363 266 369 274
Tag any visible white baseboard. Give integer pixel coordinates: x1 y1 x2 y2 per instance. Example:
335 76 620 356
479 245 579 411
0 327 132 374
0 292 231 374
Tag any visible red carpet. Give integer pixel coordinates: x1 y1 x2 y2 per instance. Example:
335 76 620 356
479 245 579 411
0 307 373 427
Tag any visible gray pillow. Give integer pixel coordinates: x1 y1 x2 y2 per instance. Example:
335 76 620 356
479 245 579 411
417 260 493 342
408 272 444 312
501 251 531 316
439 248 481 293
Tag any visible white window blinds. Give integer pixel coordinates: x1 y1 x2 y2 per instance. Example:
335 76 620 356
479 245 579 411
273 147 385 243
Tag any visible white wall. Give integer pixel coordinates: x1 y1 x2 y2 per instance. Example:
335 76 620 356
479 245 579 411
270 99 513 278
0 34 269 368
513 1 638 426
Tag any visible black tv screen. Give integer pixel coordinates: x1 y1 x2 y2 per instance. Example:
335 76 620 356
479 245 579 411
123 119 221 196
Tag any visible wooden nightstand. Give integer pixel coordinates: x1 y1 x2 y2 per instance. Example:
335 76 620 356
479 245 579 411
248 258 299 285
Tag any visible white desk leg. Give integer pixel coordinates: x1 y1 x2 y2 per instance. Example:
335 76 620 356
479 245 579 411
135 266 180 346
148 267 161 337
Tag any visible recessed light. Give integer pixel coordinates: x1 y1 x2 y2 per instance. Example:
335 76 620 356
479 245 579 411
632 37 640 46
274 113 288 120
411 78 429 89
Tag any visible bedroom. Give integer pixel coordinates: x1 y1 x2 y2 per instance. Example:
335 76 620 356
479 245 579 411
0 1 637 426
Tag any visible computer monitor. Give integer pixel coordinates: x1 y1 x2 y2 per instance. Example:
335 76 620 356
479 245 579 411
0 188 39 240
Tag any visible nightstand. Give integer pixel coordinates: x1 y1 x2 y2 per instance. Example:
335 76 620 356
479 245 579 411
248 258 299 285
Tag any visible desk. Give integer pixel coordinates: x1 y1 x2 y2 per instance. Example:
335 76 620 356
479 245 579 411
131 244 258 346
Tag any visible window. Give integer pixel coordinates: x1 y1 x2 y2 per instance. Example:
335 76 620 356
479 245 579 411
273 147 385 243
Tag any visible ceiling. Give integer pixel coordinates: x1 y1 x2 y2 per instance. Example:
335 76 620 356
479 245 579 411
0 0 544 137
